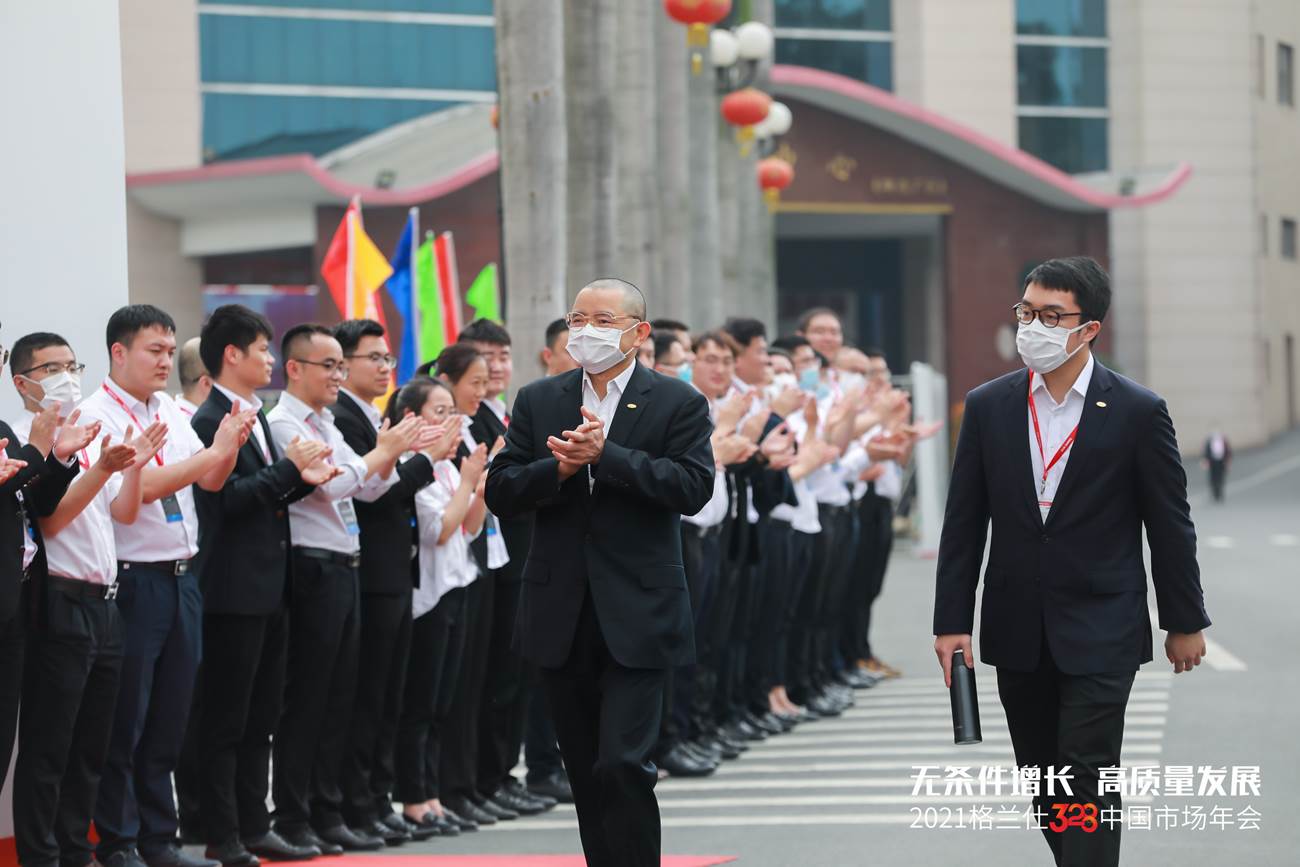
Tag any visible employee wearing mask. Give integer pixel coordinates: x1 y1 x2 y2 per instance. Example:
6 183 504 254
933 257 1212 867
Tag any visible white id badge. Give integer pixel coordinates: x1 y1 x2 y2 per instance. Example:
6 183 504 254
337 499 361 535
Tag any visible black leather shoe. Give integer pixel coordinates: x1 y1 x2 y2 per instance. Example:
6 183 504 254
242 830 318 862
404 811 451 839
734 718 768 741
102 849 150 867
747 710 784 736
808 694 843 717
505 778 555 810
476 796 519 821
527 773 574 804
274 828 341 857
489 786 547 816
315 825 383 852
363 818 409 846
697 734 740 759
391 813 438 842
659 744 717 777
204 841 258 867
682 739 721 764
443 798 496 826
712 727 750 753
440 806 479 832
143 845 220 867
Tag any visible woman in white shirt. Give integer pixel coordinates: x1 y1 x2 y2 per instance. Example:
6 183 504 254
387 376 489 837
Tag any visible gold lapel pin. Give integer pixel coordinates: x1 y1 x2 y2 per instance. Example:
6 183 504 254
1096 401 1107 408
626 403 638 410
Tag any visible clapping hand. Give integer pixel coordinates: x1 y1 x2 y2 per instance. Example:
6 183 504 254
459 443 489 489
769 386 807 419
127 421 168 469
377 414 427 457
285 435 331 473
0 440 27 485
214 402 257 454
54 410 102 462
549 407 605 480
716 391 755 434
714 433 758 467
94 428 139 474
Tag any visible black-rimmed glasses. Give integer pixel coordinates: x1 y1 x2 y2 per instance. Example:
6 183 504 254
1013 303 1085 329
293 358 350 379
18 361 87 377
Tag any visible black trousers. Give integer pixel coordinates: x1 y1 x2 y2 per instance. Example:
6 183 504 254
341 590 412 826
752 518 794 696
440 569 492 803
858 492 894 662
789 505 849 702
395 587 467 805
16 582 123 867
523 665 564 785
543 589 665 867
197 610 288 845
1208 460 1227 501
477 576 528 795
272 552 360 834
703 516 750 727
775 530 815 688
0 606 25 792
661 524 720 750
96 565 203 860
996 630 1136 867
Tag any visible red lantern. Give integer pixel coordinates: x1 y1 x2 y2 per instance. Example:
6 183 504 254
721 88 772 154
664 0 732 74
757 157 794 210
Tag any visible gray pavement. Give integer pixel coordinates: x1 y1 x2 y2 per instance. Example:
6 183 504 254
356 427 1300 865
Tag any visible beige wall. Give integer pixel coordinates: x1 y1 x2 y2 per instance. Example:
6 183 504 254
119 0 205 363
893 0 1017 146
1252 0 1300 433
1109 0 1267 450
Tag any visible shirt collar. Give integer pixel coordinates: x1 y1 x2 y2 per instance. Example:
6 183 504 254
213 382 263 414
582 361 637 400
1030 352 1094 403
103 376 156 416
276 389 333 427
484 396 507 422
731 376 754 394
340 387 382 429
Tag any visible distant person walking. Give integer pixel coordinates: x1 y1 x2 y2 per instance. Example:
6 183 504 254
1202 429 1231 502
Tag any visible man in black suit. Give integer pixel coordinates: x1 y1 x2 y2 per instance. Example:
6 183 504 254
189 305 338 866
486 278 714 867
330 319 439 844
933 257 1211 867
0 330 88 788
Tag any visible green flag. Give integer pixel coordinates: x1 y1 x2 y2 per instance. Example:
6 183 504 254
415 234 445 363
464 262 501 324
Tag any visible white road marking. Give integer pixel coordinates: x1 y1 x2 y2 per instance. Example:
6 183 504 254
1205 536 1236 549
1269 533 1299 546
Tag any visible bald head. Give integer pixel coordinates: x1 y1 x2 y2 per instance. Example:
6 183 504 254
177 336 212 403
577 277 647 322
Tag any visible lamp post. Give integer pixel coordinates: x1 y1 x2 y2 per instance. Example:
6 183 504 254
711 21 774 92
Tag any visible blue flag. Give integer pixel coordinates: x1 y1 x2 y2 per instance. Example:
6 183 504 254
386 209 420 384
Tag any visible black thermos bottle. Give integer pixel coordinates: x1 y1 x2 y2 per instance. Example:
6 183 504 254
949 649 982 745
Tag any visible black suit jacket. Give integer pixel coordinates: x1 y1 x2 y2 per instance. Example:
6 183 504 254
468 402 531 583
485 364 715 670
1 420 78 622
933 361 1211 675
332 391 434 595
192 389 311 616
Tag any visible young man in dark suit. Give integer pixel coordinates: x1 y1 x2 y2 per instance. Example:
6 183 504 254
486 278 715 867
191 305 337 866
933 257 1212 867
330 318 440 844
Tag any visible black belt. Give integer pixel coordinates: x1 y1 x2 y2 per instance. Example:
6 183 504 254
686 522 724 539
49 574 119 600
295 546 361 568
118 559 190 576
818 502 853 516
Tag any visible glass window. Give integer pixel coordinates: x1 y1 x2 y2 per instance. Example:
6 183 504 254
775 38 892 90
1018 116 1108 173
1017 45 1106 107
1279 42 1295 107
1282 218 1298 261
775 0 891 31
1016 0 1106 38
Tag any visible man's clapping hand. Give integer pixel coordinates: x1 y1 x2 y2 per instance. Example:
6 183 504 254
94 429 139 474
0 442 25 485
549 407 605 481
716 391 755 435
459 443 489 488
713 433 758 467
214 402 257 455
127 421 168 469
54 410 102 463
284 435 331 473
377 414 427 457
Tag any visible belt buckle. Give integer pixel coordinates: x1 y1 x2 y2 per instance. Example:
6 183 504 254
105 582 119 601
174 560 189 576
348 554 361 569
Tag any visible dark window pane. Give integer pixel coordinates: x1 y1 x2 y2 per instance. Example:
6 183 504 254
1016 0 1106 37
201 0 493 12
1017 45 1107 107
775 0 891 31
1279 42 1295 107
775 38 892 90
1018 116 1109 173
1282 219 1298 261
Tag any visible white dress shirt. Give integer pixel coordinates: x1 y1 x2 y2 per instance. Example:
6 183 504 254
174 395 199 418
214 382 270 462
78 378 206 561
581 361 637 492
769 411 822 534
267 390 396 554
484 396 508 426
1028 353 1094 522
683 390 729 529
12 411 121 584
413 458 480 617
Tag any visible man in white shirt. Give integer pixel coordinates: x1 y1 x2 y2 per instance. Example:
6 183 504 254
82 305 255 867
265 324 424 854
8 331 165 867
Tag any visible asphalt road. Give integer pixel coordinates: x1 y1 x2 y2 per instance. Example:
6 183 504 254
361 427 1300 865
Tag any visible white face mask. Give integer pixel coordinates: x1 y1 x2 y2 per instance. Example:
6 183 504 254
838 371 866 393
770 372 797 393
1016 319 1090 375
20 371 82 417
565 323 639 375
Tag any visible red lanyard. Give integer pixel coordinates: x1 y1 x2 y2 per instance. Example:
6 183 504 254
102 383 164 466
1027 371 1078 497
